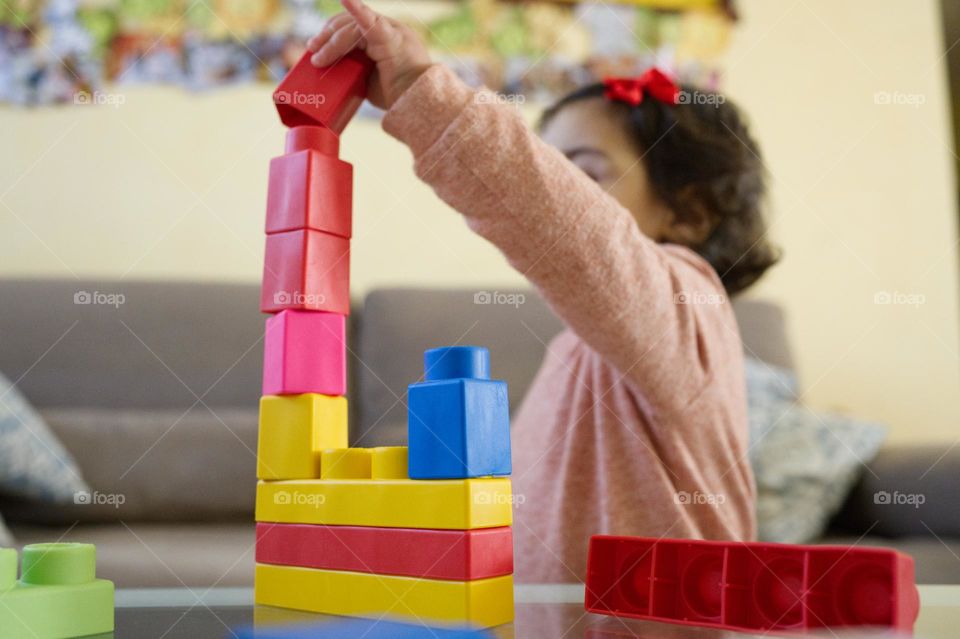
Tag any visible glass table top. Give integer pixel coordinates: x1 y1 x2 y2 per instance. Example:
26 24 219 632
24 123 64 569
100 585 959 638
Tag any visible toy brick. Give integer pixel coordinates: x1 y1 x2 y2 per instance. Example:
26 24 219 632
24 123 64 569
320 448 371 479
266 138 353 237
585 536 920 634
371 446 408 479
255 564 514 628
0 543 114 639
256 477 512 529
273 49 375 133
285 124 339 156
234 618 494 639
258 394 347 480
424 345 490 380
408 347 511 479
261 229 350 315
262 310 346 396
0 547 15 590
255 522 513 580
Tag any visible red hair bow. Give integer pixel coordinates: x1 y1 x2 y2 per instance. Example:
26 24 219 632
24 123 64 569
603 68 679 106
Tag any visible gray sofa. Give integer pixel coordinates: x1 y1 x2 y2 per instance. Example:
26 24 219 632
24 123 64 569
0 279 957 586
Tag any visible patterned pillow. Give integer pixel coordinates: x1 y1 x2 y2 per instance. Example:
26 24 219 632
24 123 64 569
744 358 887 543
0 372 89 502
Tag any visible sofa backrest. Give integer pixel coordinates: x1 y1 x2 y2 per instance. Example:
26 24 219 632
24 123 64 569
0 279 792 443
0 279 266 410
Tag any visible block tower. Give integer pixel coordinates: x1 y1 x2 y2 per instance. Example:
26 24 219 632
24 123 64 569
254 52 516 629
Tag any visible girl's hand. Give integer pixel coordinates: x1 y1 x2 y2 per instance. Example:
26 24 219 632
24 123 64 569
307 0 432 110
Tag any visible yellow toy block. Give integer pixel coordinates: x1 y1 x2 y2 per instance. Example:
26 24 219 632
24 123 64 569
320 448 371 479
256 477 512 529
371 446 408 479
255 564 514 628
258 394 347 480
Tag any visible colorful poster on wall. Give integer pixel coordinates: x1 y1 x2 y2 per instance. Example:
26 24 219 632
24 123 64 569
0 0 735 106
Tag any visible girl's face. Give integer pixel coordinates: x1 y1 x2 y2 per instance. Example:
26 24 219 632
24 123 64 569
539 97 673 241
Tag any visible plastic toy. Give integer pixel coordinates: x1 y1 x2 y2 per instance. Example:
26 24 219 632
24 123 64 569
256 523 513 580
370 445 408 479
266 126 353 237
256 477 513 530
257 394 347 480
255 563 514 628
234 618 494 639
261 229 350 315
0 543 114 639
408 346 511 479
319 447 371 479
584 535 920 634
262 310 346 396
273 49 375 133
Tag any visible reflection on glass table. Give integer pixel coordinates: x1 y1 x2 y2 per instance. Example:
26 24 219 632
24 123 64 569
104 584 958 639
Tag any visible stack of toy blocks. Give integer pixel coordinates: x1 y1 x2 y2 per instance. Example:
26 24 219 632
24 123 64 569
255 346 515 628
254 51 515 629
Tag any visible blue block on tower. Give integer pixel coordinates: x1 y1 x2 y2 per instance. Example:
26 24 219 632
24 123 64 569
407 346 511 480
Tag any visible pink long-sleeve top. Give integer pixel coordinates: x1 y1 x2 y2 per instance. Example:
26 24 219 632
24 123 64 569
382 65 757 584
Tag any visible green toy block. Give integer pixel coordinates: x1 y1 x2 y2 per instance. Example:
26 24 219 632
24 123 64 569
0 543 114 638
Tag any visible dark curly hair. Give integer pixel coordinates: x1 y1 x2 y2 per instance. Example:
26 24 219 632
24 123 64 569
539 83 780 296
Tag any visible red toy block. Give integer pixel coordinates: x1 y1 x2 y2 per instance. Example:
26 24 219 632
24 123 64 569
263 310 346 396
273 49 375 133
255 523 513 581
585 536 919 634
261 229 350 315
266 127 353 238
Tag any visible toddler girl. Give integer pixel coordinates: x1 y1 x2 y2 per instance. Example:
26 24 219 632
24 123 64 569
309 0 778 583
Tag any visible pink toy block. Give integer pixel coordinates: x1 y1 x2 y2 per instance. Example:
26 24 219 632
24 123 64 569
273 50 375 133
261 229 350 315
266 128 353 238
263 310 346 396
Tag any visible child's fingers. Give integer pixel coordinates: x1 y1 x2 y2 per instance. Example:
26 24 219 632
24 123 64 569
306 13 353 52
310 22 363 67
341 0 378 32
341 0 399 53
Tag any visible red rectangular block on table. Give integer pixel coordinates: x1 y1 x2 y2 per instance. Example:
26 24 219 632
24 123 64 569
255 522 513 581
261 229 350 315
266 126 353 238
263 310 346 396
273 50 374 133
585 535 919 634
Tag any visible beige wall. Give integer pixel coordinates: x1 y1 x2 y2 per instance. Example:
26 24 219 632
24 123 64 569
1 0 957 442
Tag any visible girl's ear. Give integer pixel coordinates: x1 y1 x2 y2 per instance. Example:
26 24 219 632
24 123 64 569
660 186 718 247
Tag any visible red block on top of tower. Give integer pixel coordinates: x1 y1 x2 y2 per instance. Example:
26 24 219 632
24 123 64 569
273 49 375 134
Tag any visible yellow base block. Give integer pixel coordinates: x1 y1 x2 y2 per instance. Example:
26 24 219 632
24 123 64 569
258 394 347 480
255 564 514 628
256 478 512 529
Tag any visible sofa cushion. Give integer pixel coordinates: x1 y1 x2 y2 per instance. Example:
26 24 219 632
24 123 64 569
1 407 257 524
746 358 887 543
0 371 89 502
831 444 960 539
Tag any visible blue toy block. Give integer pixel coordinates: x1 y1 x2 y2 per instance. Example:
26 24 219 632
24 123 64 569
408 346 511 480
233 619 494 638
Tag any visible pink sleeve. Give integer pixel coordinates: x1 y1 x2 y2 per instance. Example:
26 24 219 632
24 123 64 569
382 65 733 411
